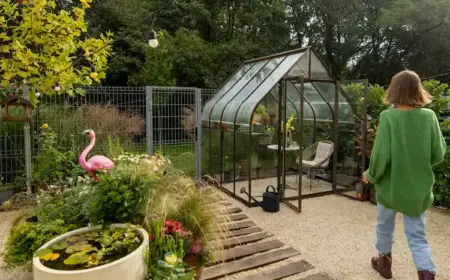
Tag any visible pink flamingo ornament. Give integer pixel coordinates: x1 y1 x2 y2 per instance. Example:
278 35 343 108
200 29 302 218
79 129 114 181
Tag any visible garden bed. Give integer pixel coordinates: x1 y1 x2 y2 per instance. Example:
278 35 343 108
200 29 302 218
0 130 231 280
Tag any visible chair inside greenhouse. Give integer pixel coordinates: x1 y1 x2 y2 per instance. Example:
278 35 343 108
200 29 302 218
201 47 367 212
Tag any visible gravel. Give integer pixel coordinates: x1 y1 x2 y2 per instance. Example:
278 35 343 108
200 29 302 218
222 194 450 280
0 211 32 280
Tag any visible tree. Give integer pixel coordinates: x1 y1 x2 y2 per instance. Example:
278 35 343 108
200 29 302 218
0 0 112 103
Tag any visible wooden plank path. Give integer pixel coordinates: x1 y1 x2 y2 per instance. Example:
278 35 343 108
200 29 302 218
205 204 334 280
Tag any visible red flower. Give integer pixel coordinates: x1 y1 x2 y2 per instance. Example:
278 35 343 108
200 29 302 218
164 219 186 235
150 234 155 241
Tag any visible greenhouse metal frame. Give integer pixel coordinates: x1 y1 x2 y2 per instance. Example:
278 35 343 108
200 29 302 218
202 47 368 212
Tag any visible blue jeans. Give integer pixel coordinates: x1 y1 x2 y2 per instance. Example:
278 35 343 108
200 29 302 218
376 203 436 272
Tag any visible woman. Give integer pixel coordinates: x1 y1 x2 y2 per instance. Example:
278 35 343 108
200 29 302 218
363 70 447 280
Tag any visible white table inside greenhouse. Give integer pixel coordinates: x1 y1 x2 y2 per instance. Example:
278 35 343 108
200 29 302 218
267 144 300 152
267 144 300 190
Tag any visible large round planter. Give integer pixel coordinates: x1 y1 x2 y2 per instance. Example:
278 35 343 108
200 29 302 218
33 224 149 280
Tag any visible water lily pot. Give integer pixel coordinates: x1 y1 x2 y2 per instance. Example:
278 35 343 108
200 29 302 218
33 224 149 280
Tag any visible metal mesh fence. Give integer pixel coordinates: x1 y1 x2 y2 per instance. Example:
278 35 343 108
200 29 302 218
0 86 216 185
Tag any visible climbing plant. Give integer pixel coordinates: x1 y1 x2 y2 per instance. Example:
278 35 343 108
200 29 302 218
0 0 113 103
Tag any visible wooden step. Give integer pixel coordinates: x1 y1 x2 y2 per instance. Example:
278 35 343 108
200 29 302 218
238 260 314 280
203 247 300 280
227 220 256 231
214 220 256 232
229 213 248 221
218 232 273 248
228 227 262 237
214 240 284 263
223 207 243 214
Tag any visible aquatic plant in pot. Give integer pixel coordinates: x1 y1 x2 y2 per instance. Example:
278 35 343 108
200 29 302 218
33 224 149 280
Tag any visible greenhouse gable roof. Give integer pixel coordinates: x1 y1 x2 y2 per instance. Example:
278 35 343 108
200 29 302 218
202 47 343 126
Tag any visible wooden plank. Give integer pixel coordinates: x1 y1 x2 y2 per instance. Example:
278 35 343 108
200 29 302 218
229 213 248 221
215 220 256 232
208 227 263 240
203 247 300 280
299 273 334 280
228 227 262 237
218 232 272 248
223 207 242 214
214 240 284 262
227 220 256 231
238 260 314 280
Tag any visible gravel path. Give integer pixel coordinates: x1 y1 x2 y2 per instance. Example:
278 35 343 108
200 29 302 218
224 195 450 280
0 211 32 280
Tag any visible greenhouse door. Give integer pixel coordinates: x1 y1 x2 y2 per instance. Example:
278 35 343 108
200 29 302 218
278 79 303 212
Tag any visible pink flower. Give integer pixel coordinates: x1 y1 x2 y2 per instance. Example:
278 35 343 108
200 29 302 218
190 238 203 254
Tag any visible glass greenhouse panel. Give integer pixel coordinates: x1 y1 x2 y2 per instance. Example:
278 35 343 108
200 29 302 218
310 51 332 80
209 60 267 123
298 83 325 102
234 51 305 125
286 81 314 120
202 63 254 122
311 82 335 103
307 102 333 122
221 56 286 124
286 49 309 78
337 103 355 123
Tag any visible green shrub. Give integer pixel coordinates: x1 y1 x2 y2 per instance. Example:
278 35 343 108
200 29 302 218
36 182 92 226
33 126 80 185
4 219 77 266
86 154 167 224
434 149 450 209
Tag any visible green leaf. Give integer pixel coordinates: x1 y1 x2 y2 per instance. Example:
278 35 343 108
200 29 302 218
35 248 53 258
51 241 68 250
64 252 89 265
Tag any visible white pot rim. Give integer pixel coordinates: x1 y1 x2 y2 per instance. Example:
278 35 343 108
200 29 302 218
33 224 149 275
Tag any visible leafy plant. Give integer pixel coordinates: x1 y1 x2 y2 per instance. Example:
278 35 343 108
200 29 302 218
434 141 450 209
35 225 142 270
86 153 169 224
254 104 270 124
146 219 190 269
0 0 112 103
4 219 77 266
36 179 93 226
149 254 195 280
146 174 231 266
33 125 80 186
107 136 124 160
423 80 450 116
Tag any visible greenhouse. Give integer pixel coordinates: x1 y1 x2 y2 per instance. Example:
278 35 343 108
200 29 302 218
201 47 367 212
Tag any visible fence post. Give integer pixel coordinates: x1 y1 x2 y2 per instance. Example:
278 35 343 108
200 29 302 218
195 88 202 181
145 86 153 156
23 85 32 192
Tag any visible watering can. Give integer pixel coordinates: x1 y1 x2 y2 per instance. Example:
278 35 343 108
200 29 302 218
240 185 280 213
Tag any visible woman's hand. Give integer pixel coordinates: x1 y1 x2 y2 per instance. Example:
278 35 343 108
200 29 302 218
362 172 369 184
